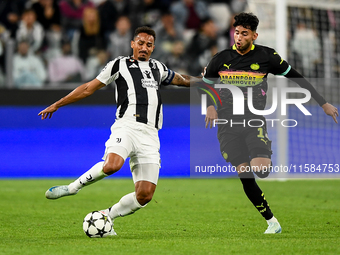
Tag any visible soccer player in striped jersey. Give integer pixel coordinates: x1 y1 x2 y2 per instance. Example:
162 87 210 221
39 26 194 233
203 12 338 234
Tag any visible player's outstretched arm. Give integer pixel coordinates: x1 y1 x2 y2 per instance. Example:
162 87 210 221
170 72 201 87
284 67 338 123
322 103 339 124
38 79 105 120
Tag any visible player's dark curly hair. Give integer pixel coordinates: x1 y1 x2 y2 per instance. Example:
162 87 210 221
233 12 259 31
134 26 156 42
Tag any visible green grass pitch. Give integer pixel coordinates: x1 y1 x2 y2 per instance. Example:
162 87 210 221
1 178 339 255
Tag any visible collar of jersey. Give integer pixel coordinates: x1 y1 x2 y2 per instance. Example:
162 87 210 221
232 44 255 51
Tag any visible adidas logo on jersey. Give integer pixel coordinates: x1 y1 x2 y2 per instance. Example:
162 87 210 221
129 63 138 68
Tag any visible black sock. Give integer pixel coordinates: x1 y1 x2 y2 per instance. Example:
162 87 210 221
238 171 273 220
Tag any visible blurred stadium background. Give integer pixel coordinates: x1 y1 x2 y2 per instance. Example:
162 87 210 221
0 0 339 178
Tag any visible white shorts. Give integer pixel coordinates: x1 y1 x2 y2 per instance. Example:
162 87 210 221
131 164 159 185
102 119 161 181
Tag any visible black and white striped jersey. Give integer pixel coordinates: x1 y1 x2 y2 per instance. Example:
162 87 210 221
96 56 175 130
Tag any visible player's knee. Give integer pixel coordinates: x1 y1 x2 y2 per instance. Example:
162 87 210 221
135 182 156 205
103 162 121 175
136 191 153 206
251 161 271 178
103 154 124 175
254 168 270 178
250 148 272 178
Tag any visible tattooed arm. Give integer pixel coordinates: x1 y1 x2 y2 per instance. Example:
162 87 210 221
170 72 201 87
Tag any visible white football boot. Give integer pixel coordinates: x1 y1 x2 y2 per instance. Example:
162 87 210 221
45 185 77 199
264 222 282 234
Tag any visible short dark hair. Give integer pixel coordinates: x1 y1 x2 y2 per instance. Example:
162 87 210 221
22 8 36 15
233 12 259 31
200 17 213 27
134 26 156 42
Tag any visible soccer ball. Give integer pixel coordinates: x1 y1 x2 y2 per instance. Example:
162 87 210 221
83 211 113 238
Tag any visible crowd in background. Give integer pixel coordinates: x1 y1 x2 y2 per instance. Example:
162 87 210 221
0 0 248 88
1 0 340 89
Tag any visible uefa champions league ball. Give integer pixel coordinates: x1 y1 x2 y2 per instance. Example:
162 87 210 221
83 211 113 238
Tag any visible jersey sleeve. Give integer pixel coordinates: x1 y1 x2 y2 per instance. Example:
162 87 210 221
268 49 291 76
159 61 175 85
202 54 220 85
96 57 120 85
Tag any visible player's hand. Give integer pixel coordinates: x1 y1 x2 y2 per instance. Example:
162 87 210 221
38 104 58 120
322 103 338 123
205 105 218 128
